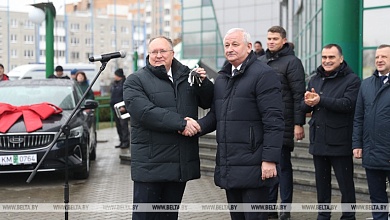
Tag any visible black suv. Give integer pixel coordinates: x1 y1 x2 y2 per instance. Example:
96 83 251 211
0 79 98 179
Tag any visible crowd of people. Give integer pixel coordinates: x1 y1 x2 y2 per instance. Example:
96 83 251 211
121 26 390 220
2 25 389 220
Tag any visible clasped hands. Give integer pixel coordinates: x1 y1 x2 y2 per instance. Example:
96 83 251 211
179 117 201 137
304 88 320 107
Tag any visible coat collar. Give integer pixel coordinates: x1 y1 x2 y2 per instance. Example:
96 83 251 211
316 61 354 79
220 51 256 78
145 56 190 82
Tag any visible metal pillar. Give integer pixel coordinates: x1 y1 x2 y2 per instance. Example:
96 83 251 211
322 0 360 74
45 6 55 78
32 3 56 78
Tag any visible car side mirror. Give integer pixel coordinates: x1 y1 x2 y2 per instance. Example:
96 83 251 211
82 100 99 110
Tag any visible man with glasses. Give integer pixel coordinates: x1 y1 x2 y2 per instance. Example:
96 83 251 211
123 36 214 220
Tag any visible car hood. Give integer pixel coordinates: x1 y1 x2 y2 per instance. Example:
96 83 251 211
4 110 83 134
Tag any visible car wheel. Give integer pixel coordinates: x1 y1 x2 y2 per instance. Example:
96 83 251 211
73 144 90 180
90 145 96 161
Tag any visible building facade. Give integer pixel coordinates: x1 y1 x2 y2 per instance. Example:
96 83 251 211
0 0 181 92
179 0 390 80
1 0 388 84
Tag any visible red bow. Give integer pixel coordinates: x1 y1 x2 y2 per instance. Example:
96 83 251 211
0 102 62 133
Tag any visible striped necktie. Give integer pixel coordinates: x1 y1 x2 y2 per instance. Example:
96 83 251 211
380 75 387 85
232 69 238 76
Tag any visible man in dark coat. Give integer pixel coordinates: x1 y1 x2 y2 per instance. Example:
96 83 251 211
110 68 129 149
258 26 306 220
123 36 214 220
48 65 70 79
353 44 390 220
254 40 265 57
197 28 284 220
303 44 361 220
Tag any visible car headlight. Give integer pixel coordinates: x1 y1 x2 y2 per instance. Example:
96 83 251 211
58 125 84 140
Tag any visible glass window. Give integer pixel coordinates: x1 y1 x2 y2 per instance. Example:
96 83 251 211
363 8 390 47
182 0 201 8
202 45 218 56
202 0 211 6
183 20 201 32
202 19 216 31
364 0 390 8
202 6 214 19
183 33 201 45
202 32 217 44
183 45 201 58
362 49 376 79
182 8 202 20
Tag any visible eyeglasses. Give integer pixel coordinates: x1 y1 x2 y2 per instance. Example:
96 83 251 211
148 49 173 56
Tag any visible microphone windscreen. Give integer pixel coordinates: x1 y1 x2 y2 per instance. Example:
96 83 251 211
119 50 126 58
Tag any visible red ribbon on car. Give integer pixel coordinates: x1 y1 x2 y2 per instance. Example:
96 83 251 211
0 102 62 133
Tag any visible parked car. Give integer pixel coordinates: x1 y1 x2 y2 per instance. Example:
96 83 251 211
0 79 98 179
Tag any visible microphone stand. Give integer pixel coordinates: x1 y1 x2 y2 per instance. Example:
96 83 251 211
26 61 109 220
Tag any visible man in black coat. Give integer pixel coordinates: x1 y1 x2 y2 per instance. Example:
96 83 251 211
254 40 265 57
123 36 214 220
197 28 284 220
259 26 306 220
303 44 361 220
48 65 70 79
110 68 129 149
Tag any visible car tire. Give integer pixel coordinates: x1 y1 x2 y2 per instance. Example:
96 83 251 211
73 144 90 180
90 144 96 161
89 127 97 161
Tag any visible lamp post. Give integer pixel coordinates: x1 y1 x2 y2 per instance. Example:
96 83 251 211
29 2 56 78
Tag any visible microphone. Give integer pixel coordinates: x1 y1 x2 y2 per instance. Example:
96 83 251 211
89 51 126 62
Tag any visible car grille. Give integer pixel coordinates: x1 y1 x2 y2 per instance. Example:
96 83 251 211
0 133 55 151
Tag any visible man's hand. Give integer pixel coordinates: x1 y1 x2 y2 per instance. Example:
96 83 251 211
194 67 207 80
261 161 277 180
180 117 201 137
304 88 320 107
119 106 127 113
294 125 305 140
353 148 362 159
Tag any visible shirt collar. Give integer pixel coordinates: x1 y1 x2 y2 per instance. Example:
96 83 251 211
167 68 173 82
231 64 242 76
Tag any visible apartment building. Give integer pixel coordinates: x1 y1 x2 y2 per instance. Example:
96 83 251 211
0 0 181 89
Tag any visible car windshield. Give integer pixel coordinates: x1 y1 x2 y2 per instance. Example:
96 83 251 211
0 85 75 110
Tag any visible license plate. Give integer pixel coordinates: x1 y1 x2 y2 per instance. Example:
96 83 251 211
0 154 37 165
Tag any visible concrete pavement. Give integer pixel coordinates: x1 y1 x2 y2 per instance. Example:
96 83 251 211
104 126 373 220
0 127 375 220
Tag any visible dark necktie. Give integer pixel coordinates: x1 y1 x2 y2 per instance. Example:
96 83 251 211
380 75 387 85
232 69 238 76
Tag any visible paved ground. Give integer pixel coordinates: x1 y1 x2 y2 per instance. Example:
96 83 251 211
0 127 375 220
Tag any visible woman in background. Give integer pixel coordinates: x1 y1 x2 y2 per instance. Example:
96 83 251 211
75 71 94 100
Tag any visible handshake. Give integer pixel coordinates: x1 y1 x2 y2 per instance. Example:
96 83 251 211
179 117 201 137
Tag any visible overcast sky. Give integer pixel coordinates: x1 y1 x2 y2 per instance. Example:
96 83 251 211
0 0 80 14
